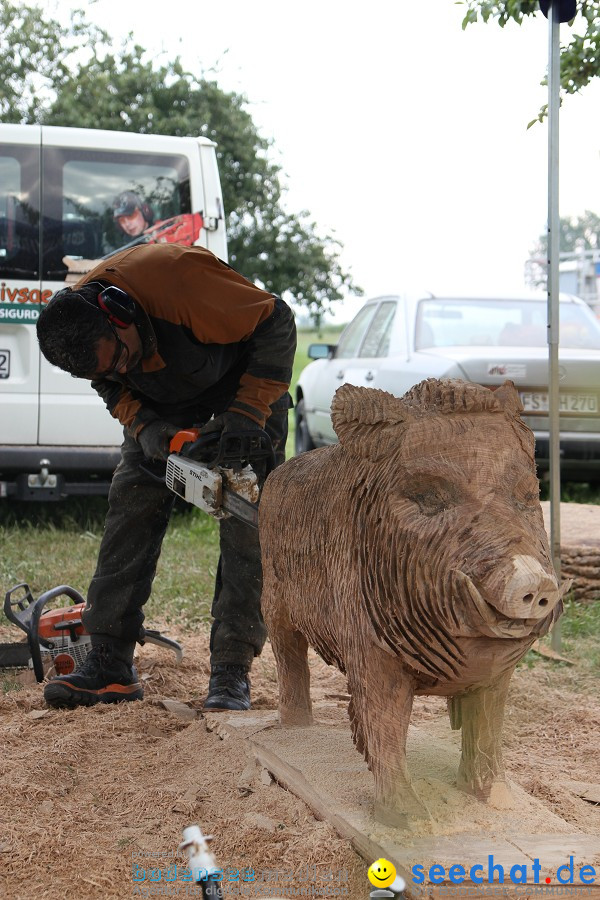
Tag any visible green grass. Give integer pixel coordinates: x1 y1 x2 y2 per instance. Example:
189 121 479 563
516 592 600 686
556 597 600 683
539 480 600 504
0 501 220 632
2 674 24 693
561 596 600 639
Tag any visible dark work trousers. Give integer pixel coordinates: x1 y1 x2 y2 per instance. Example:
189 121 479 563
82 394 290 668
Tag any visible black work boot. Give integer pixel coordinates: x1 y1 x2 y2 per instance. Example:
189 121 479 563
44 639 142 709
204 664 251 711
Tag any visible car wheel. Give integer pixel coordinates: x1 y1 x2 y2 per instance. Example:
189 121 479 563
295 399 316 455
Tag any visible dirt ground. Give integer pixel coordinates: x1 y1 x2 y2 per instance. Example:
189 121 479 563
0 626 599 900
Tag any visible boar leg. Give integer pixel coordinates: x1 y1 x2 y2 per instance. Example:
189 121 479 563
349 648 431 827
449 668 514 808
270 622 313 726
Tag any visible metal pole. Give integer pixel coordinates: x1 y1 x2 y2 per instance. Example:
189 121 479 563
547 0 562 650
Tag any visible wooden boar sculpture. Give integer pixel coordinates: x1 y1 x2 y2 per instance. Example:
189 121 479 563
260 379 568 827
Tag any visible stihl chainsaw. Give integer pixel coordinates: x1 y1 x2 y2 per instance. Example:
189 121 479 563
0 582 183 682
164 429 275 528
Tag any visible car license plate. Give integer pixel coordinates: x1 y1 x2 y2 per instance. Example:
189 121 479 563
0 349 9 379
519 391 598 414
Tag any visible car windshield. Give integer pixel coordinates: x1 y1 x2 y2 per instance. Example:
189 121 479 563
415 298 600 351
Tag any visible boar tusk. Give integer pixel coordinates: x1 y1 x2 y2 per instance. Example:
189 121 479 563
559 578 573 599
451 569 546 639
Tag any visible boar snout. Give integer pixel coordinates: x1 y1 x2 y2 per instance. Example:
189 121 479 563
452 556 560 639
483 555 560 621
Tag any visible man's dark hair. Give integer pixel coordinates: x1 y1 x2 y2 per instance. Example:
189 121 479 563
36 285 115 377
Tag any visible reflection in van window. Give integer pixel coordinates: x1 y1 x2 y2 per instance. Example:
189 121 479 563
0 158 20 215
0 147 40 279
42 147 193 280
63 160 184 255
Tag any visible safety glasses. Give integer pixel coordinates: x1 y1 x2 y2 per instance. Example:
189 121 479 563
90 321 130 379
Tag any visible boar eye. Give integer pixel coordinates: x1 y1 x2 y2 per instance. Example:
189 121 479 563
404 478 460 516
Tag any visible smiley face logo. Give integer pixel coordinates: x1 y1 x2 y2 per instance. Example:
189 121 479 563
368 857 396 888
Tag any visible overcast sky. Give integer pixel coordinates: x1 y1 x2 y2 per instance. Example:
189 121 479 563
50 0 600 320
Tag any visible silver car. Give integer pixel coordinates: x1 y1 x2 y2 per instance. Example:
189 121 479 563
295 292 600 481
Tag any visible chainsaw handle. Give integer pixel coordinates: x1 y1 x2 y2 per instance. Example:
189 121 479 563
3 582 35 624
142 429 275 485
138 432 220 484
3 584 86 683
175 429 276 473
4 583 83 634
28 586 86 682
35 585 85 607
170 428 201 453
170 430 220 460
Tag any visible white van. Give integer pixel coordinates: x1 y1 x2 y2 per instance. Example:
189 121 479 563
0 124 227 500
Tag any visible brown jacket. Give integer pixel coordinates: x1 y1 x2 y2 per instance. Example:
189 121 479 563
76 243 296 433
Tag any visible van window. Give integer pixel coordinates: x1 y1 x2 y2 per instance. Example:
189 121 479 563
41 147 192 279
0 145 40 279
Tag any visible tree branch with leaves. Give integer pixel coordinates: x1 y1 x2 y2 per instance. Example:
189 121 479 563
459 1 600 125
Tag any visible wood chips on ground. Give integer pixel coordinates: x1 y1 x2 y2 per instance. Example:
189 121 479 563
0 627 599 900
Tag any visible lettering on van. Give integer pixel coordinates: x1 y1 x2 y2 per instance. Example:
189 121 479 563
0 284 52 304
0 284 52 324
0 304 40 323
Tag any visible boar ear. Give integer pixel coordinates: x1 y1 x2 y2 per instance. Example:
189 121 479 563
494 380 524 417
331 384 412 452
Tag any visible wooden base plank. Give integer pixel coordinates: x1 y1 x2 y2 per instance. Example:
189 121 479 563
229 710 600 899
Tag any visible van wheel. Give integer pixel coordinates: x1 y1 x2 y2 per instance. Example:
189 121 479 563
295 399 316 455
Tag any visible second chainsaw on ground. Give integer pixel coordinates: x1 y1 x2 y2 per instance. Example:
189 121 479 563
1 582 183 682
165 429 275 528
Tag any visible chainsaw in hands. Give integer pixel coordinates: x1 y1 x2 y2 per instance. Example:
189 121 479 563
0 583 183 682
165 429 275 529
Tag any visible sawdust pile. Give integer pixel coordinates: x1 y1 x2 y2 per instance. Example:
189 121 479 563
0 627 599 900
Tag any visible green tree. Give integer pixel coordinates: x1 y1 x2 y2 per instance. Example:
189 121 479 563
459 1 600 125
0 1 361 323
0 4 105 124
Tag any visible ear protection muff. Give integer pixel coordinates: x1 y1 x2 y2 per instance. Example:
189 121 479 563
82 282 137 329
97 286 136 328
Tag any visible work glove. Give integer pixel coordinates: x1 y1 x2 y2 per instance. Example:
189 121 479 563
198 411 271 474
198 411 262 437
137 420 180 461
